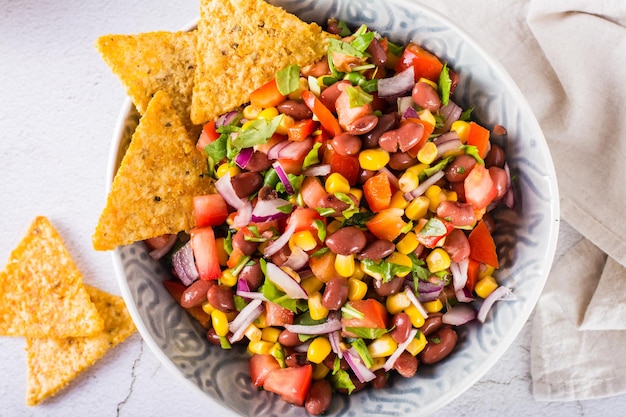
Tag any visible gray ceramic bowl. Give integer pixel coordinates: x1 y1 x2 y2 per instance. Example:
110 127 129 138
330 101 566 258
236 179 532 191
109 0 560 415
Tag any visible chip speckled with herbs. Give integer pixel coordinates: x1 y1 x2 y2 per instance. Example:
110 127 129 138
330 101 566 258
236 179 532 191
96 31 198 132
92 90 214 251
190 0 333 125
0 216 104 338
26 285 137 406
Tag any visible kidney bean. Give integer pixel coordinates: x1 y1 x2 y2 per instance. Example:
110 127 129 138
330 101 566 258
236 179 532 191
207 285 236 313
444 154 476 183
366 37 387 67
373 276 404 297
357 239 395 261
318 193 355 216
489 166 509 200
257 185 277 201
379 122 425 153
206 328 224 346
358 169 376 185
394 351 419 378
231 171 263 198
180 279 214 308
245 151 272 172
419 326 458 365
390 312 412 344
442 228 470 263
331 132 362 156
436 200 476 227
323 352 349 371
419 312 443 336
270 244 291 267
285 352 309 368
485 143 506 168
325 226 367 255
378 130 398 152
412 81 441 112
326 18 343 35
232 228 259 255
320 80 351 110
238 262 263 290
347 114 379 135
448 181 466 202
362 113 398 149
449 68 459 94
322 277 349 310
370 369 388 389
277 99 313 120
493 124 507 136
388 152 417 171
278 329 302 347
305 379 333 416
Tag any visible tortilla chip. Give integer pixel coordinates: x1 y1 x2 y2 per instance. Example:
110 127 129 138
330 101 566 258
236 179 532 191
96 31 198 132
0 217 104 338
191 0 333 124
25 285 137 406
92 90 214 251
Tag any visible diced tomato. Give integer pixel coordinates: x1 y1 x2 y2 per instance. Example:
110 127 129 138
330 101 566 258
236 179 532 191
265 301 294 326
363 172 392 213
263 364 313 406
324 149 360 186
254 133 285 154
334 83 373 131
249 354 281 388
464 164 498 210
162 280 211 329
468 220 499 268
415 217 455 249
144 234 175 251
287 119 318 142
287 207 324 233
196 120 220 153
300 176 327 209
341 299 389 335
250 79 286 108
190 226 221 280
395 42 444 82
226 246 246 269
308 250 343 283
466 258 481 293
276 158 304 175
193 194 229 227
467 122 491 159
301 90 342 137
403 118 435 157
366 208 407 241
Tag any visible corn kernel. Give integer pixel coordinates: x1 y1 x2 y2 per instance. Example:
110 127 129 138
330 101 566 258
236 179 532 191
387 252 412 277
398 171 419 193
201 301 215 315
327 220 343 235
350 264 365 280
406 163 428 178
426 248 451 272
423 298 444 313
390 190 409 209
243 104 262 120
215 237 229 266
312 363 331 380
405 331 428 356
308 292 329 320
417 77 438 89
335 254 355 278
301 276 324 295
425 185 446 212
417 141 438 165
479 264 496 279
424 184 442 200
241 119 255 131
275 114 295 135
386 292 411 314
244 324 263 342
254 311 268 328
451 120 471 143
261 327 281 343
404 304 426 328
396 232 419 255
348 277 368 301
307 337 332 364
404 196 430 220
367 334 398 358
220 269 238 287
359 148 390 171
475 275 499 299
369 357 387 372
289 229 318 252
211 310 230 337
349 187 363 204
257 107 279 119
417 109 436 127
216 163 241 179
325 172 351 194
248 340 275 355
444 189 458 202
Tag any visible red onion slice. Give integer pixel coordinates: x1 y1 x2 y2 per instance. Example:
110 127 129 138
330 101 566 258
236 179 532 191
228 298 264 343
263 218 297 257
302 164 331 177
284 319 342 335
215 172 246 209
378 66 415 98
329 328 343 359
442 304 476 326
404 287 429 319
403 106 419 120
282 246 310 271
251 197 292 222
265 262 309 299
171 241 199 286
404 170 445 201
439 101 462 132
235 290 269 301
232 200 253 228
234 147 254 169
267 140 290 160
277 137 314 161
451 259 469 293
148 234 178 260
436 139 462 157
345 348 377 383
215 110 240 128
477 286 516 323
273 161 294 194
383 328 418 372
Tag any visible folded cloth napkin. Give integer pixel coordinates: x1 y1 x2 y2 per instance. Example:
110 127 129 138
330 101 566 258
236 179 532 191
420 0 626 402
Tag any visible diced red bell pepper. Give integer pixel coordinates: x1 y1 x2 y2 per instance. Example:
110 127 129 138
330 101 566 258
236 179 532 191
301 90 343 137
287 118 318 142
395 42 444 82
366 208 408 241
468 220 499 268
196 120 220 153
467 121 491 159
250 79 286 108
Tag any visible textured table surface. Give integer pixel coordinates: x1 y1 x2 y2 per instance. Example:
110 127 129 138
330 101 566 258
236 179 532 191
1 0 625 416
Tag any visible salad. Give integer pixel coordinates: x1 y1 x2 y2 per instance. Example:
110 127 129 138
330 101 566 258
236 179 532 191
149 19 514 415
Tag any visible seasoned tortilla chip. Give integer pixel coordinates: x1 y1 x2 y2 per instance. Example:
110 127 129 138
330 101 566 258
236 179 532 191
96 31 198 132
92 90 214 251
0 217 104 338
26 285 136 406
191 0 333 124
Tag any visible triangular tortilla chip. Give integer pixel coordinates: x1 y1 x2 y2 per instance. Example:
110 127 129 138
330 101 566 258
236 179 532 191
0 217 104 338
92 90 214 251
190 0 333 124
25 285 137 406
96 31 198 132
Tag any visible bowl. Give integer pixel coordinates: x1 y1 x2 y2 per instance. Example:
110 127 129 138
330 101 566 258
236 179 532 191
109 0 559 415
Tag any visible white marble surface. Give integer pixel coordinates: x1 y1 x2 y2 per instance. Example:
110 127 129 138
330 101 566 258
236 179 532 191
2 0 626 416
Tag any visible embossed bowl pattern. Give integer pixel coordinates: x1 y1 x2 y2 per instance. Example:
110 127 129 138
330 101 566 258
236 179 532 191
109 1 559 416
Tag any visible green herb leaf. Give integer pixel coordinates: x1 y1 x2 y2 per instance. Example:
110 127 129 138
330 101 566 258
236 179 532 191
231 115 283 148
336 20 352 37
342 211 374 227
418 218 447 238
360 78 378 93
420 155 454 180
276 173 304 194
302 142 322 169
276 64 301 96
313 219 326 242
329 38 366 59
224 230 233 255
316 207 337 217
219 335 232 349
330 369 356 394
361 258 411 283
460 106 474 121
438 64 451 106
204 134 228 162
341 303 365 320
387 40 404 57
310 247 330 258
351 338 374 368
351 30 375 53
460 144 485 165
233 295 248 312
276 203 294 214
346 85 373 108
260 279 300 312
344 326 388 339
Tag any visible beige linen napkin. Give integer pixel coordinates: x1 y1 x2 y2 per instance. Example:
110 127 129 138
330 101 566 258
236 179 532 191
420 0 626 401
